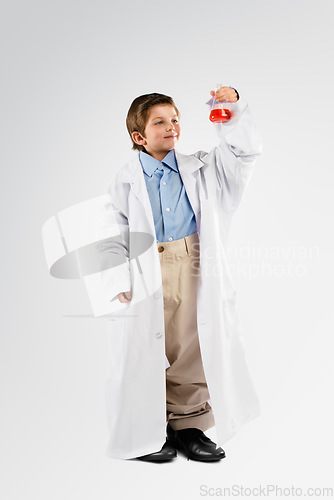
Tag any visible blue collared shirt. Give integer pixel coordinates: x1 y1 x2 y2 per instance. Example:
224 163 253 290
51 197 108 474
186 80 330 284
139 149 198 243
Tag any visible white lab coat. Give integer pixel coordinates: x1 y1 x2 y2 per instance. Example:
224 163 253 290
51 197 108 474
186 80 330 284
100 96 262 460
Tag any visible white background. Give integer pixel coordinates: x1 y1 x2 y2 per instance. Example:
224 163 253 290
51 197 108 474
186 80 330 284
1 0 333 498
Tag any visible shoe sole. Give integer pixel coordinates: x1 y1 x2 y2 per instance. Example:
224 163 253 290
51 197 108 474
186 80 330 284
136 456 176 463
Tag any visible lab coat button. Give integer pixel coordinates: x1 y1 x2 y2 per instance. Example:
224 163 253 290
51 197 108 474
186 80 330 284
158 246 164 253
155 332 162 339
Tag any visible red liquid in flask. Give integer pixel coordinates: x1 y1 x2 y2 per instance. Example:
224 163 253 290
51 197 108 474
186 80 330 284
209 108 233 123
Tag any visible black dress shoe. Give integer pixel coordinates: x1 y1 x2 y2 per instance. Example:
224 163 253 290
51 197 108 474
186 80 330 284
166 423 226 462
136 440 177 462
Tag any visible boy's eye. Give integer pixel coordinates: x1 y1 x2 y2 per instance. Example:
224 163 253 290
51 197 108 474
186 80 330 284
155 119 178 125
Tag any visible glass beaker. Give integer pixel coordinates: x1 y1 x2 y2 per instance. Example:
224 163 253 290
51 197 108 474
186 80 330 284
209 83 234 123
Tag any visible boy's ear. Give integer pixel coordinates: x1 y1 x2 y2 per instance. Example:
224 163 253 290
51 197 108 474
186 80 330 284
132 131 147 146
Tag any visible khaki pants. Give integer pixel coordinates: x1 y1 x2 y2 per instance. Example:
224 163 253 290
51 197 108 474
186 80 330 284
157 232 215 432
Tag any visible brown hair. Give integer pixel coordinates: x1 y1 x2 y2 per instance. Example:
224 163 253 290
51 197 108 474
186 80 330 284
126 93 180 151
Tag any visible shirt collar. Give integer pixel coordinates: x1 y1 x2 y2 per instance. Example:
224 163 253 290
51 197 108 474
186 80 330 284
139 149 179 177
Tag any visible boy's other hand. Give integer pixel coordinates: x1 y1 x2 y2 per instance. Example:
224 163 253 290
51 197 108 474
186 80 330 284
210 86 238 103
117 291 132 303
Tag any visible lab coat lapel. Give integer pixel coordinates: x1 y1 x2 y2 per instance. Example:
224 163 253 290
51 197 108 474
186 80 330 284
127 156 157 236
174 150 203 218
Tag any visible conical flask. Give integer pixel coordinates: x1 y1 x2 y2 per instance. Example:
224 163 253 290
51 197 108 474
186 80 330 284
209 83 234 123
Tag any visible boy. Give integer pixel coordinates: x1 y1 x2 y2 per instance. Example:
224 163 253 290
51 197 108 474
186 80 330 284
100 86 262 462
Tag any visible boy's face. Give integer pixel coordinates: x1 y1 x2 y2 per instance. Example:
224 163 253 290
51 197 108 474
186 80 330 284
132 105 181 161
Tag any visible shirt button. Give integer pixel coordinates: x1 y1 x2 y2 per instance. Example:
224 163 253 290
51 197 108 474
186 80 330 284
162 182 166 185
168 237 173 241
154 292 161 299
166 207 170 212
155 332 162 339
158 246 164 253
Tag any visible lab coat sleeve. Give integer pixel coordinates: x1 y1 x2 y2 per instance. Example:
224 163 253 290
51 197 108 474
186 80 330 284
198 96 263 214
96 178 132 303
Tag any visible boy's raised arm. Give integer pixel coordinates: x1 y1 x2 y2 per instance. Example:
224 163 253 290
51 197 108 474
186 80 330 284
212 86 262 158
198 86 263 214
